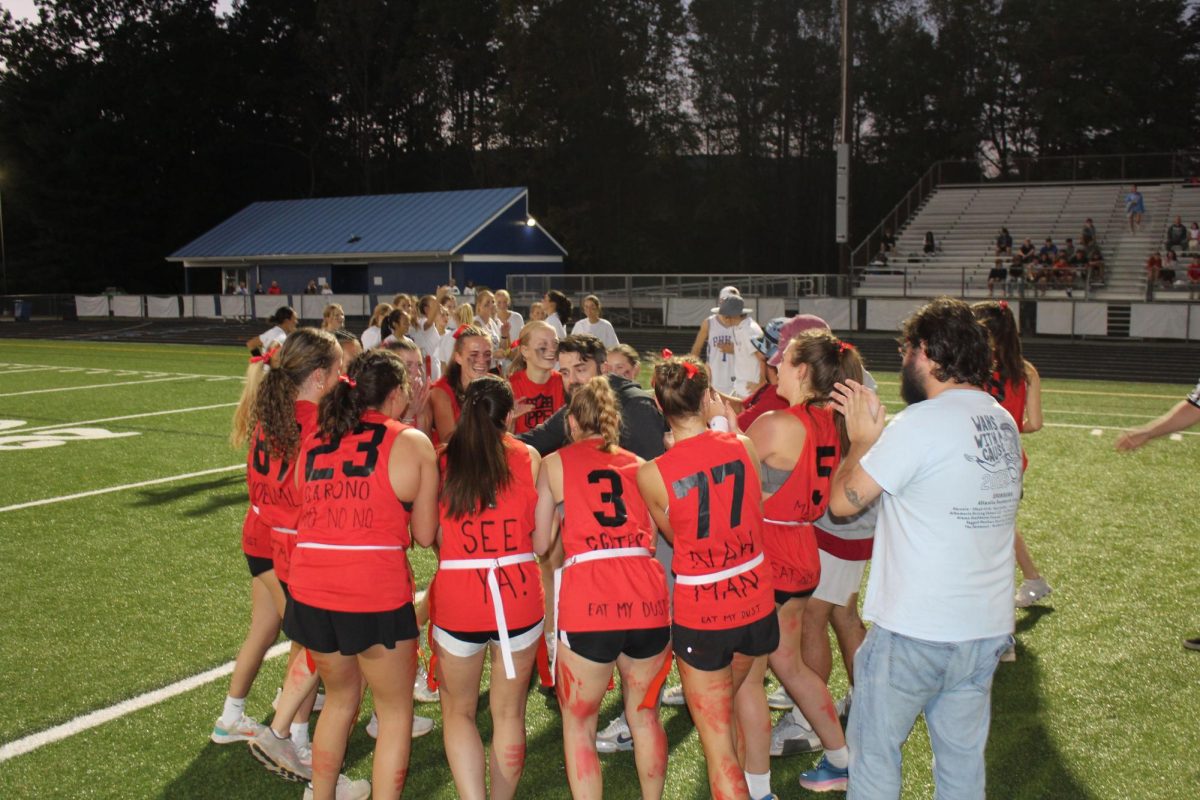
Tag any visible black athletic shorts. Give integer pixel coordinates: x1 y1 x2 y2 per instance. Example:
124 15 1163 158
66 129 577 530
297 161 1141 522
988 267 1007 281
560 626 671 664
283 598 418 656
278 580 290 600
672 612 779 671
436 620 542 645
774 587 816 606
245 554 274 578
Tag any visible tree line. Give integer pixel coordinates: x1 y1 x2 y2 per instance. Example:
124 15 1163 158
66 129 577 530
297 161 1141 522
1 0 1196 293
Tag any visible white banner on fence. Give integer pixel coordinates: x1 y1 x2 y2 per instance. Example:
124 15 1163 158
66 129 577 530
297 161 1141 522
865 299 919 332
1036 302 1072 335
1130 303 1188 339
109 296 144 318
1190 308 1200 341
299 294 367 319
146 296 180 319
794 299 854 331
665 297 774 328
189 295 222 318
253 295 290 321
1075 303 1107 336
219 295 253 318
75 296 109 318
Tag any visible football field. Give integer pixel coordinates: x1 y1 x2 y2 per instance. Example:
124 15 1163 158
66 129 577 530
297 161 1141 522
0 338 1196 799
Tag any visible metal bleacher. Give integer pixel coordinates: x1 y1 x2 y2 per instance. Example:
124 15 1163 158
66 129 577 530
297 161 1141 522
857 181 1200 301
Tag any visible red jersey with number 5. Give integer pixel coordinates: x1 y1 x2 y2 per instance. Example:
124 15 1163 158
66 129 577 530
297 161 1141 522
558 440 668 632
654 430 772 630
430 435 543 632
289 410 414 612
245 400 318 576
508 370 566 434
762 404 840 594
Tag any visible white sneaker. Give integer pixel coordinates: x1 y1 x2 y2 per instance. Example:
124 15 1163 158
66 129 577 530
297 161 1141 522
766 685 794 710
1015 577 1052 608
595 713 633 753
414 667 439 704
769 709 821 757
660 684 686 706
247 727 311 782
210 713 264 744
302 774 371 800
366 712 435 739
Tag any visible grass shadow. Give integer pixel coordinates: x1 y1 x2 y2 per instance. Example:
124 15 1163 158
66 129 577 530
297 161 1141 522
130 474 243 510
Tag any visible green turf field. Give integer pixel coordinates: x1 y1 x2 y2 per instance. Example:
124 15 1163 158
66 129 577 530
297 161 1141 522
0 338 1196 799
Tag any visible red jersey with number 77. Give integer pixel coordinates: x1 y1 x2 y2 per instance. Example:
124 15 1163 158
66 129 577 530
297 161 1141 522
245 400 318 578
289 410 414 612
557 439 668 632
654 430 773 629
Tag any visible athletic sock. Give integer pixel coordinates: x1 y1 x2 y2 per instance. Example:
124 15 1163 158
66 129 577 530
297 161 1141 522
219 695 246 727
745 770 771 799
825 746 849 769
290 722 310 748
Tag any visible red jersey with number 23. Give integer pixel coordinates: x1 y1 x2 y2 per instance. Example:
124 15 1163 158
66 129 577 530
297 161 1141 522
558 439 668 632
430 435 543 632
655 430 773 630
245 400 318 579
508 370 565 434
761 404 840 594
289 410 414 613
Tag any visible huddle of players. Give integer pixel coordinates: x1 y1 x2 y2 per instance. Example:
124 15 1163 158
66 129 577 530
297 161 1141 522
215 297 1039 800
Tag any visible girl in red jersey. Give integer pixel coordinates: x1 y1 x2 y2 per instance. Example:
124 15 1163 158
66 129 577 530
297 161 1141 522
430 324 493 444
428 375 543 800
741 330 859 794
286 349 439 800
535 376 671 800
638 355 778 800
214 331 338 751
973 301 1048 610
507 320 565 435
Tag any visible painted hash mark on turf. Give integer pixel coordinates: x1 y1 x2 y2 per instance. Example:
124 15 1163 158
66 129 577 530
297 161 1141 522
0 642 290 764
18 402 239 434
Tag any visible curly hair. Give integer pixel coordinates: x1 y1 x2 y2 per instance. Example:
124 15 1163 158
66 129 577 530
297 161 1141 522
900 297 991 388
246 328 340 458
652 354 709 420
568 376 622 452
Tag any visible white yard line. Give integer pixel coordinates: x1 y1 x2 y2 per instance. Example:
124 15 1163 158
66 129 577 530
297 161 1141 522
0 375 196 398
873 379 1184 401
0 465 243 513
19 403 239 433
0 642 290 764
0 366 63 376
1043 421 1199 436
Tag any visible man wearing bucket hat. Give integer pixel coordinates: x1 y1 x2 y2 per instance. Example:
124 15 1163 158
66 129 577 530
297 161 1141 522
689 286 764 399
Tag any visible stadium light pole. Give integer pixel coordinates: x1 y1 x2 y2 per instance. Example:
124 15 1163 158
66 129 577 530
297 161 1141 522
836 0 853 281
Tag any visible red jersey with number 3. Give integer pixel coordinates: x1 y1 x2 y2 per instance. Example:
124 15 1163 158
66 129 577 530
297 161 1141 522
508 370 565 434
558 440 668 632
430 436 543 632
655 430 772 630
762 404 840 594
289 410 414 612
987 371 1029 472
245 400 318 576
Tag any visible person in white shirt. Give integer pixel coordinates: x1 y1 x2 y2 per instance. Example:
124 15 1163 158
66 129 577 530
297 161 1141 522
360 302 393 352
245 306 297 355
472 288 506 368
689 289 763 399
410 295 445 382
570 294 619 349
829 297 1020 800
495 289 524 371
543 290 571 340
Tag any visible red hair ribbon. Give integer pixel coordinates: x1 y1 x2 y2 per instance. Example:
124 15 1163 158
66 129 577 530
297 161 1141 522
661 348 673 359
338 374 357 388
249 353 270 365
452 324 470 340
837 341 856 354
681 361 699 379
999 300 1009 311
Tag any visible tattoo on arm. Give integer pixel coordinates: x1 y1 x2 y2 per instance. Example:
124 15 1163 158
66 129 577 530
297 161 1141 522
844 485 867 510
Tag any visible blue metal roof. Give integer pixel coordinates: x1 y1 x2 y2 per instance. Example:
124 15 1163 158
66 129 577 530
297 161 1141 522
169 187 536 260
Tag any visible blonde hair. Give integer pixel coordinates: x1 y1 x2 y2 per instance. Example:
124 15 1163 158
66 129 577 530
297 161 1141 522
568 376 621 452
230 346 277 447
369 302 394 328
455 304 475 326
507 319 556 376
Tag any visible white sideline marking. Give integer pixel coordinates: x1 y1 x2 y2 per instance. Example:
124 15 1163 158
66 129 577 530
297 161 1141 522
874 380 1184 401
0 465 242 513
0 642 290 763
0 361 241 380
19 403 239 433
1042 421 1199 437
1090 428 1104 436
0 366 61 376
0 376 195 397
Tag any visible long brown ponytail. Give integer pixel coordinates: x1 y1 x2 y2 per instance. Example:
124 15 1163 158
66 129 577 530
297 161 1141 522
784 330 865 452
568 376 621 453
247 328 339 459
318 349 409 441
442 375 514 518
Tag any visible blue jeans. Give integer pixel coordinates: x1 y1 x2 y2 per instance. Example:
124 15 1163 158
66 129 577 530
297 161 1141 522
847 625 1012 800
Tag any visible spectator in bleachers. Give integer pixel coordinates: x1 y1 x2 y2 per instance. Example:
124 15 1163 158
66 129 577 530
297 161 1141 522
1165 216 1189 254
1061 237 1077 262
1069 242 1089 279
235 282 249 296
1189 222 1200 253
988 259 1008 297
1017 237 1036 264
1188 256 1200 298
870 242 890 268
1146 250 1163 286
1038 237 1058 267
1007 254 1026 294
1125 185 1145 232
1161 250 1179 287
1052 252 1074 294
1031 255 1053 297
304 280 319 295
1087 245 1106 284
995 227 1013 256
880 227 896 253
922 231 937 254
1081 218 1096 247
267 280 282 295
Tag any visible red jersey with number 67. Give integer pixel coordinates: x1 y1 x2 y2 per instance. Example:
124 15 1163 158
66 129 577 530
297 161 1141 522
289 410 414 613
986 371 1029 472
558 439 668 632
654 430 773 630
430 435 543 632
508 370 565 434
761 404 840 594
245 400 318 577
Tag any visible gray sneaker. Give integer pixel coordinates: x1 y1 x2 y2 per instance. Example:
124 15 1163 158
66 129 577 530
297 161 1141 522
366 712 434 739
766 685 794 711
769 709 821 757
1015 577 1052 608
595 713 633 753
248 728 311 782
303 774 371 800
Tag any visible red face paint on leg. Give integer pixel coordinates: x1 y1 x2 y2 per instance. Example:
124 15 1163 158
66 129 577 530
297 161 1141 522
574 743 600 782
502 743 526 772
556 661 575 707
394 766 408 793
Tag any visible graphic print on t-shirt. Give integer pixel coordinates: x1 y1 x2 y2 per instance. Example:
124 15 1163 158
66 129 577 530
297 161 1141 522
953 414 1023 529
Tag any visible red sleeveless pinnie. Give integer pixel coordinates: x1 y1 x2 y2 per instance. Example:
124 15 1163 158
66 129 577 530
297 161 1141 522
245 400 318 579
508 370 566 434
